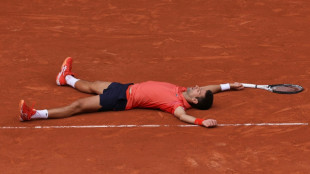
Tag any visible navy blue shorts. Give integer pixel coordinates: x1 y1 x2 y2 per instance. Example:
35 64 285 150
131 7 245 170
98 82 133 111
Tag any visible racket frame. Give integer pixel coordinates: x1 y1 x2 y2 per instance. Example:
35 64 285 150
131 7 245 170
241 83 303 94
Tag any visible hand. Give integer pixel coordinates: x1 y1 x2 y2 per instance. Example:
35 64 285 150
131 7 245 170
230 82 244 90
202 119 217 128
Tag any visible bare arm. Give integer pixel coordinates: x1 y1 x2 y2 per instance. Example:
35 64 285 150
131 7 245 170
201 82 244 94
174 106 217 128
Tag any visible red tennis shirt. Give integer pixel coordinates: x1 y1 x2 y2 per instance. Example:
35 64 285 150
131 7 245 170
125 81 192 114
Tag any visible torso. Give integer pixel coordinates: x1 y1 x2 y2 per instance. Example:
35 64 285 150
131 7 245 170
125 81 191 114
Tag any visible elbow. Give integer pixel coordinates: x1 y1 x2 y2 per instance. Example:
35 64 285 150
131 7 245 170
174 114 183 121
179 114 186 122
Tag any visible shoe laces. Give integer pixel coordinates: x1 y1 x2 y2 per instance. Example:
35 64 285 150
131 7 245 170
61 66 67 76
61 64 75 77
23 102 36 120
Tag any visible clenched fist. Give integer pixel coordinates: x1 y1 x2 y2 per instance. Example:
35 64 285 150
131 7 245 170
202 119 217 128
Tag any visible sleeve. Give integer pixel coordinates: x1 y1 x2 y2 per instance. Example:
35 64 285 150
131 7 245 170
171 102 184 114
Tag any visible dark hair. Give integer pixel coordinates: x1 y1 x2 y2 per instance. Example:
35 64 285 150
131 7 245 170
190 90 213 110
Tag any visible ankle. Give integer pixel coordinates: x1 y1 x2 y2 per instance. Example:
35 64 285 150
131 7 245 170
31 110 48 120
65 75 80 88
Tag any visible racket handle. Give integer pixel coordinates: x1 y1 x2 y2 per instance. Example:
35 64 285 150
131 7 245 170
241 83 257 88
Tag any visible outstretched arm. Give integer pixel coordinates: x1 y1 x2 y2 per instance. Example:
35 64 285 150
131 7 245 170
201 82 244 94
174 106 217 128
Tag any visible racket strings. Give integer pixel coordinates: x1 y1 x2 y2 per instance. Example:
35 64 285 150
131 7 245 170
271 85 303 92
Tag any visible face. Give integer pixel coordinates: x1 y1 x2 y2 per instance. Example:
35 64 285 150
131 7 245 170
187 85 207 100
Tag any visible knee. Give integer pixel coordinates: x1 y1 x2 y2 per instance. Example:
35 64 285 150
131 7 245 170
70 100 83 113
93 81 102 87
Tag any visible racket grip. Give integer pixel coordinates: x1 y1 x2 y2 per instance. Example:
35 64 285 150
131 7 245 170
242 83 257 88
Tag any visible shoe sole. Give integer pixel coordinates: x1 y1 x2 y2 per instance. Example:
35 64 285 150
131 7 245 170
19 100 24 122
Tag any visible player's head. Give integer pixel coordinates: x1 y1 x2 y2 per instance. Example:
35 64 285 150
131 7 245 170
187 86 213 110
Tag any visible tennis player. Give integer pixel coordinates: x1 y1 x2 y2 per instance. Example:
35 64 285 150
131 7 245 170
19 57 244 128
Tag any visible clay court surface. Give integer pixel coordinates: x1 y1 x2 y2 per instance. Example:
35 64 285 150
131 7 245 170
1 0 310 173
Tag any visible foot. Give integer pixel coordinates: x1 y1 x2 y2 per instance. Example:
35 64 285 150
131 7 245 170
56 57 75 86
19 100 36 121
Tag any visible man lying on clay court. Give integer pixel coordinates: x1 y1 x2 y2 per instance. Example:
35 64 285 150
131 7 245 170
19 57 244 128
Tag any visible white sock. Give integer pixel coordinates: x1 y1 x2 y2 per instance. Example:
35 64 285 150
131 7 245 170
65 75 80 88
32 109 48 119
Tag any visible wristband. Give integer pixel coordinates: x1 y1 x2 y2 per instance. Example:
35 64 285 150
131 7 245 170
194 118 204 125
220 83 230 91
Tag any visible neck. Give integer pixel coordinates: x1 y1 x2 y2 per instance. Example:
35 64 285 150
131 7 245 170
182 91 192 103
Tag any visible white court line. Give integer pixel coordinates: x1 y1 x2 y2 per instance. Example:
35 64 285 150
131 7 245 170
0 123 308 129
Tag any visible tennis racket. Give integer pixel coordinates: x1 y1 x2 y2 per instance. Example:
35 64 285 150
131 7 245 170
241 83 304 94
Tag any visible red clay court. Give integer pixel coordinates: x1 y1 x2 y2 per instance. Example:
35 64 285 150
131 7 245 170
1 0 310 173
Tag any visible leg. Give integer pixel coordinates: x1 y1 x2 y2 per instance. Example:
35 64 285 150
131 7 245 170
74 80 112 95
56 57 112 95
48 95 101 119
